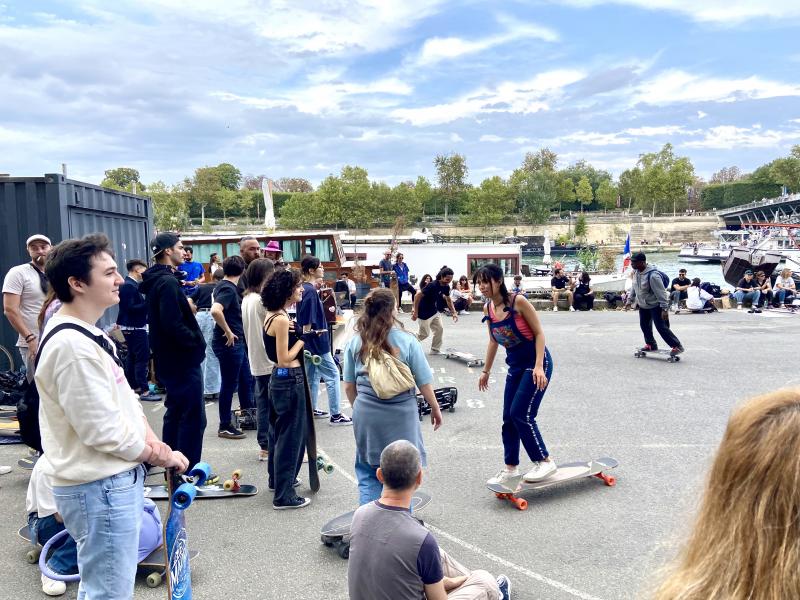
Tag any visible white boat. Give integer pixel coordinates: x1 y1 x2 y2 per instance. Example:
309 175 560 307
679 225 800 264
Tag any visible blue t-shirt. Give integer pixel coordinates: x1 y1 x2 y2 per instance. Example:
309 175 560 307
296 282 330 356
179 261 204 283
343 328 433 389
393 262 410 285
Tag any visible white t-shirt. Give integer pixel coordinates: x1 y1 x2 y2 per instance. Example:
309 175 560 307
25 455 58 517
2 263 47 346
241 292 274 376
346 279 357 295
36 314 146 486
775 275 796 291
686 286 713 310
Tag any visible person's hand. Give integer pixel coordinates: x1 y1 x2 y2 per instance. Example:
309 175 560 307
224 330 238 347
478 371 490 391
532 366 548 391
411 311 417 321
661 309 669 321
443 576 468 592
165 450 189 473
26 338 38 361
430 405 443 431
147 440 173 466
452 314 459 323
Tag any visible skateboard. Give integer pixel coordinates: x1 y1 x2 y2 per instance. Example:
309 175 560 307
233 407 257 430
145 468 257 500
444 348 485 367
321 490 432 559
18 455 38 470
634 348 681 362
301 352 324 493
487 457 619 511
17 526 198 588
303 349 322 366
417 386 458 421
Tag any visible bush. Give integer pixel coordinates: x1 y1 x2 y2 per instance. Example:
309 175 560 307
701 182 782 210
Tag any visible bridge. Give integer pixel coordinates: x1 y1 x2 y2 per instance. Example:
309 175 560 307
717 193 800 228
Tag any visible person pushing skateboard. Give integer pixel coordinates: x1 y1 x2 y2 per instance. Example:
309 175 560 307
624 252 684 356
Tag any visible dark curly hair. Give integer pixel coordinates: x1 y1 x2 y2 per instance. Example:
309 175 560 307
261 268 302 311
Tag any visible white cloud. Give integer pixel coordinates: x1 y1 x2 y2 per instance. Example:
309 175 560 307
697 111 708 119
555 0 800 24
624 125 699 136
391 69 586 125
480 135 505 142
683 125 800 149
549 131 632 146
633 70 800 105
450 133 464 142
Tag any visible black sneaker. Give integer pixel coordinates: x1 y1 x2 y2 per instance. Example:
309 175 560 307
312 409 329 419
218 425 246 439
670 345 685 356
496 574 511 600
268 477 301 491
329 413 353 426
273 496 311 510
753 307 762 313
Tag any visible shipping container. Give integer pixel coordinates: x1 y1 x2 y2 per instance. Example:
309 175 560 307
0 173 153 364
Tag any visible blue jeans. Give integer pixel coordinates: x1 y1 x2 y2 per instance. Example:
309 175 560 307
158 363 206 468
267 368 307 505
53 466 144 599
305 352 341 415
27 513 78 575
121 329 149 393
775 289 795 305
196 311 221 395
213 341 253 429
502 354 554 465
734 290 761 307
254 374 272 451
355 457 382 505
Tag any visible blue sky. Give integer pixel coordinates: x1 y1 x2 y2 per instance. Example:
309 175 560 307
2 0 800 187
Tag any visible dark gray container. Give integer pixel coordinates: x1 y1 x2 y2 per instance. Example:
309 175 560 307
0 173 153 362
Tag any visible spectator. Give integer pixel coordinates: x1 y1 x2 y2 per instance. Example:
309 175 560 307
754 270 773 309
344 290 442 504
419 274 433 290
237 236 262 292
210 255 254 439
379 250 394 288
412 266 458 355
193 269 222 400
242 258 276 461
733 270 762 312
510 275 523 294
550 268 575 312
263 240 283 264
339 272 357 309
450 277 471 315
178 246 204 294
773 268 796 308
669 269 691 313
2 233 51 379
37 233 187 598
653 388 800 600
393 253 417 310
348 440 510 600
685 278 716 312
208 252 223 277
117 258 160 401
573 272 594 311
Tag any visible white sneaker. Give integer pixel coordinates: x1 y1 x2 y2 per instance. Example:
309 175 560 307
552 306 558 311
0 465 11 475
487 468 520 487
737 304 743 310
569 306 576 312
41 574 66 596
523 460 557 482
258 449 268 462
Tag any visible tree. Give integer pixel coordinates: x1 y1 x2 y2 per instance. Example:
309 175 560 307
556 176 575 211
595 179 618 212
391 182 423 222
275 177 313 193
575 176 593 212
237 190 261 222
559 160 611 211
242 174 267 190
617 144 695 215
189 167 221 224
413 176 433 215
710 166 742 184
770 145 800 192
280 193 322 229
217 189 239 222
216 163 241 190
521 148 558 173
149 180 189 231
509 168 557 223
462 176 514 228
574 213 588 241
434 153 468 222
102 167 145 193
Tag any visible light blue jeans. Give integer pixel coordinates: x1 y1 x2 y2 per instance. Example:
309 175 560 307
196 310 221 395
355 457 382 505
305 352 341 415
53 466 144 599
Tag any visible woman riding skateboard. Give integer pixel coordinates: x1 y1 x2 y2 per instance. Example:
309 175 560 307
474 263 556 486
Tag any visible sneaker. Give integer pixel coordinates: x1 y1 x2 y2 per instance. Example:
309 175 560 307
430 349 442 355
258 449 269 462
273 496 311 510
569 306 576 312
674 308 680 314
753 307 762 313
523 460 557 482
138 391 162 402
747 308 755 313
737 304 743 310
552 306 558 311
487 468 520 487
460 309 470 315
268 477 301 491
330 413 353 426
670 345 685 356
639 344 657 352
312 409 329 419
496 574 512 600
218 426 246 439
0 465 11 475
41 574 66 596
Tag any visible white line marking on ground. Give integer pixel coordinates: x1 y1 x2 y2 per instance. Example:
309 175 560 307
317 449 604 600
151 404 163 412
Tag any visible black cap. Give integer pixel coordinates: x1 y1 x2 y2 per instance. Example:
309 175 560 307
150 232 180 258
631 252 646 262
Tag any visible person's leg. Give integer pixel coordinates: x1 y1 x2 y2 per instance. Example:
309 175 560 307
270 371 307 505
235 344 253 410
501 369 524 466
304 359 321 412
134 330 151 393
254 374 271 452
551 291 558 309
53 466 143 599
430 313 444 353
775 289 785 305
509 352 553 463
32 514 78 575
318 353 342 415
652 307 682 348
354 457 383 505
638 306 657 348
734 290 745 307
160 366 206 467
442 548 501 600
586 294 594 310
417 316 432 344
214 343 241 428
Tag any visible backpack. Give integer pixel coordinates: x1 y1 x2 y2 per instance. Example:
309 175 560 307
17 323 123 453
700 282 723 298
650 270 670 289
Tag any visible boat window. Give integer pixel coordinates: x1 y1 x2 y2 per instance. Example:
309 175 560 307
468 256 518 277
304 238 334 262
190 243 223 264
281 240 301 262
225 242 240 259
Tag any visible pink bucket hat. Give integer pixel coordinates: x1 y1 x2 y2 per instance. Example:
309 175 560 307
263 240 282 253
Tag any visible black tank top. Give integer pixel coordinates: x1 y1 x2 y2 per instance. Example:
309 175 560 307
264 313 300 363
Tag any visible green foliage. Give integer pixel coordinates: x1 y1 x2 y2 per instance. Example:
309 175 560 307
462 176 514 227
574 213 588 240
521 148 558 173
700 182 783 209
559 160 611 211
150 181 189 231
556 176 575 209
575 177 593 211
434 153 469 220
509 168 557 223
618 144 694 215
216 163 242 191
576 247 598 271
595 179 618 211
101 167 145 193
770 145 800 192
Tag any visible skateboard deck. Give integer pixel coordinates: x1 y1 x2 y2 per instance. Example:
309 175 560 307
634 348 681 362
487 457 619 510
18 455 38 469
444 348 484 367
417 386 458 421
145 482 257 500
300 352 334 492
321 490 432 559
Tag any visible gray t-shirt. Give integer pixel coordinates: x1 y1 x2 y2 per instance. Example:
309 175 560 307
2 263 47 346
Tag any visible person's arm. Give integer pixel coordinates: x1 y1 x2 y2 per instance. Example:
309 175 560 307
210 301 236 346
342 338 358 407
650 272 670 310
676 282 691 291
423 581 448 600
444 291 458 321
157 280 203 346
411 287 424 320
514 296 548 389
478 307 499 392
274 316 304 364
2 292 38 356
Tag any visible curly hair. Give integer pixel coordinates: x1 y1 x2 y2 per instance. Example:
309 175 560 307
261 268 302 311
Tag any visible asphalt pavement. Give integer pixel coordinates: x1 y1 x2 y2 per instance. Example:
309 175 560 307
2 307 799 599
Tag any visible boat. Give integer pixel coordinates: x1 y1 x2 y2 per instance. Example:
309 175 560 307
722 249 783 287
502 235 596 256
680 224 800 264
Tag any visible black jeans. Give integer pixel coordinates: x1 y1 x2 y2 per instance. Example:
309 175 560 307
573 292 594 311
267 367 307 505
397 282 416 307
212 341 253 429
157 363 206 468
638 306 681 349
122 329 149 393
254 374 272 451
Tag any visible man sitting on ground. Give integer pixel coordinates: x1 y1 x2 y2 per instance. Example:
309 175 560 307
550 268 574 312
348 440 511 600
733 270 762 313
669 269 691 313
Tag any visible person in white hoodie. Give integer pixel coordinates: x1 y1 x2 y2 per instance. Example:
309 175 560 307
36 233 188 599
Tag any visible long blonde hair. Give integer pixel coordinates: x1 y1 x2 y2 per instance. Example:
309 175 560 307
654 388 800 600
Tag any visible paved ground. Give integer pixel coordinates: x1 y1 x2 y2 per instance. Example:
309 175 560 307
2 307 800 599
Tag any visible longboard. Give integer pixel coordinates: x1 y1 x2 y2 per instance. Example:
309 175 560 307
301 352 334 492
18 454 39 470
487 457 619 510
417 387 458 421
320 490 432 559
444 348 484 367
145 482 257 500
634 348 681 362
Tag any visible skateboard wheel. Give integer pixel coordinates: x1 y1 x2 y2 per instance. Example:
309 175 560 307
605 476 617 486
173 482 197 509
337 542 350 559
146 572 162 588
321 535 334 546
190 462 212 485
223 479 234 490
26 548 41 564
232 469 242 479
515 498 528 511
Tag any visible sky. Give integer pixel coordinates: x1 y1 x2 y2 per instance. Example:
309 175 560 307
2 0 800 188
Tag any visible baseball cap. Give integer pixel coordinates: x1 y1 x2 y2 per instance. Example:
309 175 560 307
631 252 646 262
26 234 51 246
744 269 754 275
150 232 180 258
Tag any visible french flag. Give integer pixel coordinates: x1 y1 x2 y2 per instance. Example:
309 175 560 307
621 232 631 273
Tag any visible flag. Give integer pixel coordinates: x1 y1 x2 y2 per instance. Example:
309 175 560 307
262 178 276 230
621 232 631 273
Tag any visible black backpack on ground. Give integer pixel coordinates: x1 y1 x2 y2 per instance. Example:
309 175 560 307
700 282 723 298
17 323 123 453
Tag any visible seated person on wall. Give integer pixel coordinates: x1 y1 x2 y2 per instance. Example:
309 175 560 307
550 268 575 312
572 272 594 311
733 270 762 312
348 440 511 600
754 270 773 309
773 268 797 308
685 278 717 313
510 275 523 295
669 269 691 312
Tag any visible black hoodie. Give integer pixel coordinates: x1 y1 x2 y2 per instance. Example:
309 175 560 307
140 263 206 368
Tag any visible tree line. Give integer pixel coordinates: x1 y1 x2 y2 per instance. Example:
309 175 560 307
99 144 800 231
